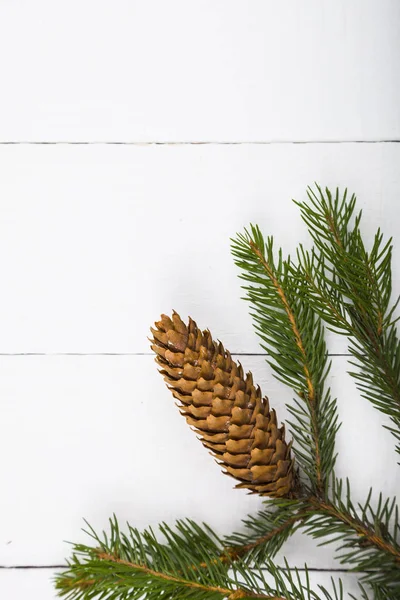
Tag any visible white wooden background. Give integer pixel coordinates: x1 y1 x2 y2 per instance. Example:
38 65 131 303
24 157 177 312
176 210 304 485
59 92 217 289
0 1 399 598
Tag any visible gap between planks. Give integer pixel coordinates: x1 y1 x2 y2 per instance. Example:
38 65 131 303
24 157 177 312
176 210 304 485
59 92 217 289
0 352 352 357
0 140 399 146
0 565 358 573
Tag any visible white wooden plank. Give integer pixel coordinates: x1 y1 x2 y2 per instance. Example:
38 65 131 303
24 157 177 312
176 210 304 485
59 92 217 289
0 143 399 354
0 1 399 142
0 568 361 600
1 355 398 567
0 569 61 600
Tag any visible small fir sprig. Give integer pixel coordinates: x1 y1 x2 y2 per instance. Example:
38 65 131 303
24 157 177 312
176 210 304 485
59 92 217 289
55 516 343 600
231 227 339 499
295 185 400 455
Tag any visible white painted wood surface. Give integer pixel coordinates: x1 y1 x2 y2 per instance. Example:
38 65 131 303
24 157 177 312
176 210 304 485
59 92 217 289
0 143 399 355
0 1 399 142
1 356 399 567
1 1 399 598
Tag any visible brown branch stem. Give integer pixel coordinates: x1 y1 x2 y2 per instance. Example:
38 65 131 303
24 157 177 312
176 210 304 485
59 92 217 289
249 241 324 496
312 499 400 563
225 512 307 560
91 552 283 600
225 499 400 567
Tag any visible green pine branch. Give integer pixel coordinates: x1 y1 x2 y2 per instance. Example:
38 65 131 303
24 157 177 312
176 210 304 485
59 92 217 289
231 227 339 498
354 582 400 600
225 482 400 590
55 516 343 600
295 185 400 454
225 498 307 562
304 478 400 589
230 194 400 592
56 507 400 599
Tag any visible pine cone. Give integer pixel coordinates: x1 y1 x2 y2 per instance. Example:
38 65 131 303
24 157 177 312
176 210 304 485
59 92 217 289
150 311 295 497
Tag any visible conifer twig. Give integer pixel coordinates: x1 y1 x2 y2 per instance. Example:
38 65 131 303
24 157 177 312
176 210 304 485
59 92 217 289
310 498 400 563
231 207 400 591
93 551 280 600
295 185 400 454
232 228 339 498
249 241 323 496
226 487 400 585
227 511 307 560
56 517 339 600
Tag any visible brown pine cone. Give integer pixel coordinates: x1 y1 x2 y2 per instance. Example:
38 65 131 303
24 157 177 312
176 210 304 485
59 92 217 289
150 311 295 497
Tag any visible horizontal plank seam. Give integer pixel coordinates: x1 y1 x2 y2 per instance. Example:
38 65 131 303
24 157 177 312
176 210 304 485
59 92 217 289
0 140 399 146
0 565 364 573
0 352 352 357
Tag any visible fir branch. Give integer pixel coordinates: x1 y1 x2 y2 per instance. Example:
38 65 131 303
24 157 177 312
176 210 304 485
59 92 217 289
225 499 307 563
354 582 400 600
56 516 264 600
304 479 400 589
224 483 400 591
295 185 400 453
232 228 339 497
55 516 341 600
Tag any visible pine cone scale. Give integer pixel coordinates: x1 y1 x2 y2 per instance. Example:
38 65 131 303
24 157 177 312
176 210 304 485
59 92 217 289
151 311 295 497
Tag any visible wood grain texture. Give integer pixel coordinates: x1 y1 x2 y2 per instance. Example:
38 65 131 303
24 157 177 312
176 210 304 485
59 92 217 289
0 143 399 354
0 0 399 142
1 355 398 567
